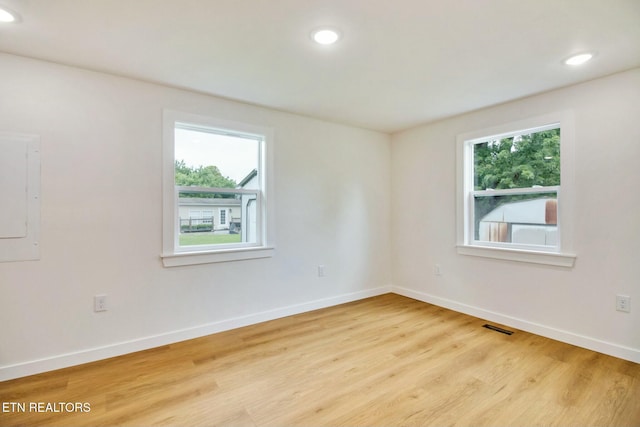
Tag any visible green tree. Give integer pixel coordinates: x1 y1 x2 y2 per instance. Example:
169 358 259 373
175 160 236 198
474 129 560 191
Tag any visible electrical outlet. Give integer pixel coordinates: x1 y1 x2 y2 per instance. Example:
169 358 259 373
434 264 442 276
616 295 630 313
318 265 325 277
94 295 107 312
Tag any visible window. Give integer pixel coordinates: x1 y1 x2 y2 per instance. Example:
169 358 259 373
162 110 275 267
456 112 576 267
202 210 213 224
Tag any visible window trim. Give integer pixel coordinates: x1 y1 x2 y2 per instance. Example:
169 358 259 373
161 109 275 267
456 111 576 267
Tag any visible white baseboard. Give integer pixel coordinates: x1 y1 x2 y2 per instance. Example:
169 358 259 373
0 286 392 381
5 284 636 382
392 285 640 364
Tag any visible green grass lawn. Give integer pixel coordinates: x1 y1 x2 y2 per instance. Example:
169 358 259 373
179 233 242 246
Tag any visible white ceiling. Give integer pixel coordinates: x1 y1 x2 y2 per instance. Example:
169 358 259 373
0 0 638 133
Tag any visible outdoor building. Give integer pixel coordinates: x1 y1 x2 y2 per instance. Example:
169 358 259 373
478 198 558 246
177 197 241 233
238 169 258 243
177 168 258 240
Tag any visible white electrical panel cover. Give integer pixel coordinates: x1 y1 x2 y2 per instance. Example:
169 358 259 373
0 132 40 262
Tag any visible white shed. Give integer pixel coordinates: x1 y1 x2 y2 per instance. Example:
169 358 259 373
479 198 557 246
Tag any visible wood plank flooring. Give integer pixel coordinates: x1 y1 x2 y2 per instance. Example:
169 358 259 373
1 293 639 426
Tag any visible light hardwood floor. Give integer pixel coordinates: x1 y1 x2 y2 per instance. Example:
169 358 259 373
1 294 639 426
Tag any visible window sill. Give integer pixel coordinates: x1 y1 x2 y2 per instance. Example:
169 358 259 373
161 246 275 267
456 245 576 268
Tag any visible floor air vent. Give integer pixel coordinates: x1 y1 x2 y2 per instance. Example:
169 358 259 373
483 324 514 335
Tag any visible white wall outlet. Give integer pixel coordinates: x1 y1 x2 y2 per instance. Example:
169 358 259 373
94 294 107 312
434 264 442 276
318 265 325 277
616 295 630 313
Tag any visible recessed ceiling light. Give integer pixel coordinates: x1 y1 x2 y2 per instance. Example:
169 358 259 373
0 5 19 23
564 53 594 66
311 28 341 45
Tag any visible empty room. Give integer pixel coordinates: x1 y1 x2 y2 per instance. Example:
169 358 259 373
0 1 639 426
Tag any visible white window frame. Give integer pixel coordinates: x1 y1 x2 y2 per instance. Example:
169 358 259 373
161 110 275 267
456 111 576 267
202 210 213 224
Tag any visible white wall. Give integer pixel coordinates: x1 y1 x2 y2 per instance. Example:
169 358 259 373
1 51 637 380
0 53 392 379
391 68 640 362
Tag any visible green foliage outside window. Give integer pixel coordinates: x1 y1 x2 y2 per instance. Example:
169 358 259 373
473 129 560 191
175 160 236 198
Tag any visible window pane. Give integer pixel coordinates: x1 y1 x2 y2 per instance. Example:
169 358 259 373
174 124 262 249
474 192 557 246
174 126 259 189
178 190 258 247
473 128 560 190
